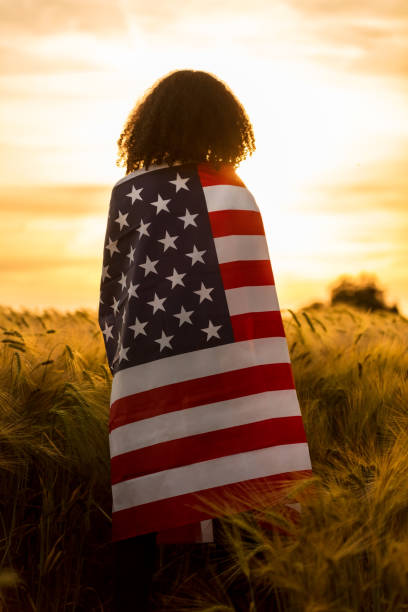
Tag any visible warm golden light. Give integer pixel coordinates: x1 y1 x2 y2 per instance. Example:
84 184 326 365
0 2 407 315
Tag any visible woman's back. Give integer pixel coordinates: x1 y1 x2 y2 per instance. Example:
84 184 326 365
99 158 312 544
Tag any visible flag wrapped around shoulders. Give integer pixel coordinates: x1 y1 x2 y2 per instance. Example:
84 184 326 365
98 161 313 544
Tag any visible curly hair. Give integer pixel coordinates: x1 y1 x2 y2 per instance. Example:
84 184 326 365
116 69 255 173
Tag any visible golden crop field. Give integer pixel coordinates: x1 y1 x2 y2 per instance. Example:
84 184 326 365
0 304 407 611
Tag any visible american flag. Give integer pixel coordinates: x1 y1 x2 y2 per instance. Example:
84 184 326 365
98 162 312 543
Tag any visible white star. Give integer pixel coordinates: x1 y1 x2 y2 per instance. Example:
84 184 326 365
202 320 222 341
149 194 171 215
105 237 120 257
126 185 143 204
110 296 120 315
139 255 159 276
136 219 151 238
173 305 194 327
169 173 190 192
101 265 111 281
147 293 167 314
155 330 174 352
114 210 129 231
178 208 198 228
102 321 114 341
128 317 148 338
194 282 214 303
186 245 206 266
116 328 123 346
118 343 130 363
127 281 139 300
158 230 178 252
118 272 127 291
166 268 186 289
126 245 136 263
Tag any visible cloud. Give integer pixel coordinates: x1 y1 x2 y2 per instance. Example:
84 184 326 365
0 256 100 272
282 0 408 76
285 0 408 18
306 156 408 214
0 42 104 74
0 0 256 38
0 0 126 37
1 0 408 80
306 21 408 77
0 184 111 216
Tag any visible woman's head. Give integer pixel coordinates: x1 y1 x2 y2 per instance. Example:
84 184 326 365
117 69 255 173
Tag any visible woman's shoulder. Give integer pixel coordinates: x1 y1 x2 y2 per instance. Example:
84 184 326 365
113 163 172 189
110 162 254 211
196 163 246 189
113 162 245 189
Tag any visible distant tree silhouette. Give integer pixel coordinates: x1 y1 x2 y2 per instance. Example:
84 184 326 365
329 273 399 314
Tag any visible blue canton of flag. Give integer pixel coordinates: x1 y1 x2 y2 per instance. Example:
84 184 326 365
98 163 234 373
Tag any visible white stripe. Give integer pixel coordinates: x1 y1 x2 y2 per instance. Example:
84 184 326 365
203 184 259 212
200 519 214 542
109 389 301 456
112 443 312 511
226 286 280 316
114 162 184 187
110 337 290 405
214 235 269 264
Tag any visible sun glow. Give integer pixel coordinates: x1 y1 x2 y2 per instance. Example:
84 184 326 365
1 3 407 314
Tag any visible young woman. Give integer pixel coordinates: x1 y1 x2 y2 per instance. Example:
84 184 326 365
99 69 312 610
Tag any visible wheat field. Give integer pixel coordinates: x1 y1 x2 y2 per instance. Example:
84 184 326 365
0 303 407 611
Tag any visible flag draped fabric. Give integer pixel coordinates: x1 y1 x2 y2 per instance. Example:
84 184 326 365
98 161 312 544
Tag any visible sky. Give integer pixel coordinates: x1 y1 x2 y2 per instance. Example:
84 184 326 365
1 0 407 315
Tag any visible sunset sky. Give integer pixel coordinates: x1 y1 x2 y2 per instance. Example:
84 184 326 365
1 0 407 315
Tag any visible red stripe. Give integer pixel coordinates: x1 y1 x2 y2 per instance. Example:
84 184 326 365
219 260 274 289
197 163 245 187
111 416 307 484
209 210 265 237
111 469 313 541
156 522 204 544
231 311 285 341
109 363 295 432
